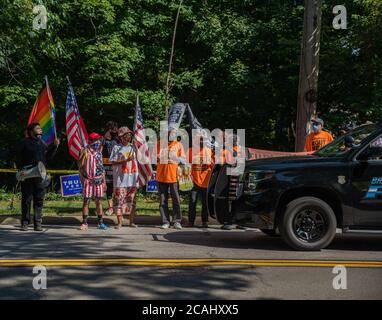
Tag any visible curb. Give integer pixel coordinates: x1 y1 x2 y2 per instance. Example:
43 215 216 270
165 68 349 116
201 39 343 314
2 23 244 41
0 215 215 226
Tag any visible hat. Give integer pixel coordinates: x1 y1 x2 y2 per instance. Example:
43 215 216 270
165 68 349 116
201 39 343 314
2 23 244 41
89 132 102 141
311 117 324 126
118 126 133 137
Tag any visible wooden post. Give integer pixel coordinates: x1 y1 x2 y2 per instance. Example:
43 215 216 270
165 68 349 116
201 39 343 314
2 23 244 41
295 0 322 152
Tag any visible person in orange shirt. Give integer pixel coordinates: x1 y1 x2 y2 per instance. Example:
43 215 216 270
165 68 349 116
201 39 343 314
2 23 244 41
187 133 213 228
155 128 186 229
304 118 334 152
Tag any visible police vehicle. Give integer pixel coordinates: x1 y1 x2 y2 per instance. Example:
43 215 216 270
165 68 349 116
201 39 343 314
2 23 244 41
208 123 382 250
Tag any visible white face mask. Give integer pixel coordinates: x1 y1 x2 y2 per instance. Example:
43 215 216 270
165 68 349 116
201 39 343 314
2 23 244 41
168 131 177 141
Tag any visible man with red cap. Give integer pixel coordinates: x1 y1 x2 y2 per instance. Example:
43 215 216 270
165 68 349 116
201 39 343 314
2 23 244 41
78 132 108 230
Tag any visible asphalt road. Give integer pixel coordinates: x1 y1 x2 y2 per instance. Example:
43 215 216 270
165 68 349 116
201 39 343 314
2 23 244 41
0 224 381 299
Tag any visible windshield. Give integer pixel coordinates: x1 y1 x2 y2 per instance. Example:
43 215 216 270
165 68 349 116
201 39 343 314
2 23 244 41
315 124 379 157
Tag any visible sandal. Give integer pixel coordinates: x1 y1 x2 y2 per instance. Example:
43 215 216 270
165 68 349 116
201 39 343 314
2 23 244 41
105 208 114 216
80 223 88 231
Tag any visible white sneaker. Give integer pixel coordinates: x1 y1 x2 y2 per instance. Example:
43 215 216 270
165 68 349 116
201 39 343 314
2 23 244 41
174 222 182 230
161 223 170 229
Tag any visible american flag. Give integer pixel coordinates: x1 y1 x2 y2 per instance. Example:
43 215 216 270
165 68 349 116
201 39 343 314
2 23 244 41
65 80 88 160
133 96 153 188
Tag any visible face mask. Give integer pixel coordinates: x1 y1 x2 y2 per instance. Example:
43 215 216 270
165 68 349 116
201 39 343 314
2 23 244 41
89 141 102 152
312 124 320 133
169 132 177 142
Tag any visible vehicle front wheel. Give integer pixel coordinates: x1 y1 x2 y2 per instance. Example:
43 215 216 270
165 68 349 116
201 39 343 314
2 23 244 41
280 197 337 251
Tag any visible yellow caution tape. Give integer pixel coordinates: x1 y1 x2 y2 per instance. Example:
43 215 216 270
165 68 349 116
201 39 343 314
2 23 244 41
0 169 78 174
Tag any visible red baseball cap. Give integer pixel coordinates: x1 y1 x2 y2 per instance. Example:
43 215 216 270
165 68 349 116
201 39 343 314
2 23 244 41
89 132 103 141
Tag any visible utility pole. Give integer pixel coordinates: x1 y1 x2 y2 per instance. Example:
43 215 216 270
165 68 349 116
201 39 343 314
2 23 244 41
295 0 322 152
165 0 183 119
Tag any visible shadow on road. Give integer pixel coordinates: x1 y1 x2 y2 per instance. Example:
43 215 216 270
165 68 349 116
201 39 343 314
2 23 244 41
0 265 260 299
0 226 143 259
161 230 382 252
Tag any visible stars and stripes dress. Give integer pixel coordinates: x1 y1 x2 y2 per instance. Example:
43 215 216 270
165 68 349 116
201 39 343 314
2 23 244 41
80 145 105 199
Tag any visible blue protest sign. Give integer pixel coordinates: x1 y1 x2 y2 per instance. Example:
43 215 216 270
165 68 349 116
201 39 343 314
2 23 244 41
60 174 83 197
146 171 157 192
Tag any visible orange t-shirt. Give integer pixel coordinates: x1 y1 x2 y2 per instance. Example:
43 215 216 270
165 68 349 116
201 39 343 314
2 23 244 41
304 131 334 152
188 147 213 188
155 140 186 183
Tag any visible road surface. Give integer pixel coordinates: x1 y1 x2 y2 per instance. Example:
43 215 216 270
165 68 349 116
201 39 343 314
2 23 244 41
0 224 381 299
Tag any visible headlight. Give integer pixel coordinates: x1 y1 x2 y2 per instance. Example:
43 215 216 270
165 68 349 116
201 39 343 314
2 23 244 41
245 170 275 193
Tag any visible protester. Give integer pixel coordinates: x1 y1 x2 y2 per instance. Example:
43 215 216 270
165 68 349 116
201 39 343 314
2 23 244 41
211 130 229 165
304 118 334 152
155 128 186 229
102 121 119 215
220 133 246 231
78 132 108 231
14 122 60 231
109 127 138 229
337 121 357 137
187 132 213 228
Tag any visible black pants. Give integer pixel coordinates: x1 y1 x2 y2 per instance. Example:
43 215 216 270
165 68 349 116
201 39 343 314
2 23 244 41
157 182 182 224
106 182 113 200
21 178 46 225
188 185 208 224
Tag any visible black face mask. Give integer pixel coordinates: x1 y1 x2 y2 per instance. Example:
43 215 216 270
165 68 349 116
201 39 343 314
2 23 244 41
111 132 118 139
30 132 42 140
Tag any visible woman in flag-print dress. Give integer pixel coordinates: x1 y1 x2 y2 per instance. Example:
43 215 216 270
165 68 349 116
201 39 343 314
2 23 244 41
109 127 139 229
78 132 108 231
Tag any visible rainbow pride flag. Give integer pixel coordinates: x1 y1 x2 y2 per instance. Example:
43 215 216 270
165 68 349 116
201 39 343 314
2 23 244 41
27 76 57 145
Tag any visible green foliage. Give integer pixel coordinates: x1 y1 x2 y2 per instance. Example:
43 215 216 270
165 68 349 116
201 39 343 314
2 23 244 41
0 0 381 171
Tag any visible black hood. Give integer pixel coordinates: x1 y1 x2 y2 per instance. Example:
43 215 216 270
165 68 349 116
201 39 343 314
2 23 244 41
244 154 344 171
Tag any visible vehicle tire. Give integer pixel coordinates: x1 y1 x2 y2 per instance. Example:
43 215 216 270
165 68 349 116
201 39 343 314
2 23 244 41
280 197 337 251
260 229 280 237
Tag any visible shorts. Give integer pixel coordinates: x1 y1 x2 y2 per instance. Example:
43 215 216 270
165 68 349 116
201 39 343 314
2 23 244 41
82 179 105 200
114 187 137 216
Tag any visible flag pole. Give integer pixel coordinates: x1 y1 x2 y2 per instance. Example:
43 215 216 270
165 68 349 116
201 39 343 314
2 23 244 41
66 76 87 147
44 75 57 140
133 92 139 153
134 92 139 131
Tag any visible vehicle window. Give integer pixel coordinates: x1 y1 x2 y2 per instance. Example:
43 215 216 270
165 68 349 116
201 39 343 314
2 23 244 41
357 135 382 161
371 137 382 148
315 124 379 158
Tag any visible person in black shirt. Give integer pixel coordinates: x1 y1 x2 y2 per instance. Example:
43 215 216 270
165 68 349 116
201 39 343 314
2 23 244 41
13 122 60 231
102 121 119 215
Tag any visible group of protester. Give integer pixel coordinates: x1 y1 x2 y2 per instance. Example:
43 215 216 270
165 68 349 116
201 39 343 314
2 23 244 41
75 123 243 231
13 116 336 232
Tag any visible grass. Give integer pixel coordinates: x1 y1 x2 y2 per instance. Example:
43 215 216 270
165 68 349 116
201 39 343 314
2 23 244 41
0 190 197 216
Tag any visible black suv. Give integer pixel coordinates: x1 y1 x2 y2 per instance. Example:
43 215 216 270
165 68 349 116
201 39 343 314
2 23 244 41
208 123 382 250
